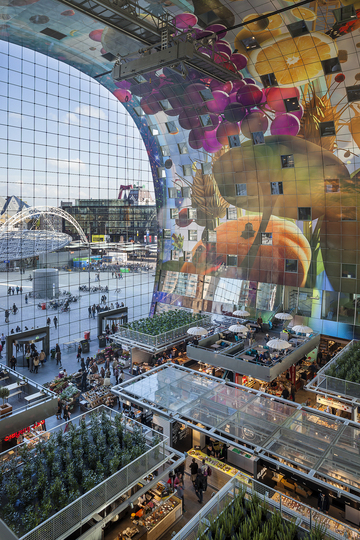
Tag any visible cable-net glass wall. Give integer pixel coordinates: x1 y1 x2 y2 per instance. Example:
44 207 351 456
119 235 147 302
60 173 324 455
0 41 156 346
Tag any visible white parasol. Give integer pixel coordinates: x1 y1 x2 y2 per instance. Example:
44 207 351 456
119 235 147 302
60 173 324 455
187 327 208 336
266 338 292 350
291 325 313 334
228 324 248 333
275 312 293 321
233 309 250 317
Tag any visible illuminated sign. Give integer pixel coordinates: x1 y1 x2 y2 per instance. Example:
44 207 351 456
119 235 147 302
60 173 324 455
4 420 45 441
92 235 105 242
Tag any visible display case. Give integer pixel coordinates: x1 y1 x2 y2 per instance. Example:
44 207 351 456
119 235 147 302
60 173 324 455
138 496 181 540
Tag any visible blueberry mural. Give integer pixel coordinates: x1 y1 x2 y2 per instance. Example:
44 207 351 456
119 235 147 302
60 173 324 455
2 0 360 337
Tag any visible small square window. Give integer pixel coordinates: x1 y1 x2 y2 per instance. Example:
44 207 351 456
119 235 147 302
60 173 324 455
284 97 300 112
241 37 260 50
324 179 340 193
200 114 212 127
342 264 356 279
285 259 298 273
158 167 166 178
252 131 265 145
298 207 312 221
170 208 179 219
227 255 238 267
207 231 217 243
166 121 178 134
201 162 212 174
149 126 159 136
184 251 192 262
159 99 172 111
287 21 309 38
322 58 341 75
188 230 198 241
168 187 180 198
319 121 335 137
236 183 247 197
227 207 237 220
270 182 283 195
333 5 356 23
178 143 188 154
171 250 179 261
346 85 360 103
281 154 294 168
228 135 241 148
200 88 213 102
163 229 171 239
183 165 192 176
161 145 170 156
341 207 357 221
188 208 197 220
181 187 191 198
198 9 220 27
261 233 272 245
134 106 144 116
133 75 147 83
260 73 278 88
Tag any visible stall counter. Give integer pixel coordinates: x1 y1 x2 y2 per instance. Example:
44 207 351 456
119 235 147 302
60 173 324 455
136 496 181 540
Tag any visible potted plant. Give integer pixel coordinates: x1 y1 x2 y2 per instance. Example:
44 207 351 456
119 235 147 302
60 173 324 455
0 387 11 416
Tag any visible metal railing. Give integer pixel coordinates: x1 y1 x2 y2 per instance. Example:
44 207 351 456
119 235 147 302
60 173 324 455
0 407 169 540
173 472 360 540
114 314 212 348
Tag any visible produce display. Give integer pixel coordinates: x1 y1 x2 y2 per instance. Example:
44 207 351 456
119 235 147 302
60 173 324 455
82 387 115 408
122 310 205 336
0 411 158 536
326 342 360 383
140 497 179 531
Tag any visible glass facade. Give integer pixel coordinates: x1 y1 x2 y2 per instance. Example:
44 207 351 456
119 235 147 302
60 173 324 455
0 0 360 339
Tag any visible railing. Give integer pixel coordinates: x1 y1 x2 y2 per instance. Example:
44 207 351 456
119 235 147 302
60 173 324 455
173 472 360 540
0 407 169 540
113 314 212 348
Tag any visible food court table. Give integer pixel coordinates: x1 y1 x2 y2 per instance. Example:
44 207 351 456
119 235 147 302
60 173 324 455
3 383 20 392
24 391 45 403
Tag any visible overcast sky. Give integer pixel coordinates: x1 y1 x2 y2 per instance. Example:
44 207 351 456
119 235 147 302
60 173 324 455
0 41 153 208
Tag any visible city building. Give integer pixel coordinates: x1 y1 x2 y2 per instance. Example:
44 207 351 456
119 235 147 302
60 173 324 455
61 190 157 244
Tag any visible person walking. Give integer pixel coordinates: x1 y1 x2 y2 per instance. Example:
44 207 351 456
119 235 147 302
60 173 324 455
56 399 63 420
10 355 17 370
46 317 51 326
80 369 88 392
29 353 34 373
56 350 61 366
25 294 28 304
53 316 58 329
189 458 198 484
92 304 96 319
88 306 92 318
194 471 206 503
114 366 119 385
1 333 5 350
33 355 39 374
16 286 19 295
175 480 185 512
119 369 125 384
63 405 71 421
39 350 46 367
5 309 9 323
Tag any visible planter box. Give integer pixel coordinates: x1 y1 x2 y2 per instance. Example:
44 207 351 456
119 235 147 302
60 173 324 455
0 403 12 416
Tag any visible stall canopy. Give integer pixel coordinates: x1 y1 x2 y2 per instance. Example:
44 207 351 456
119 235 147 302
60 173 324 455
112 364 360 502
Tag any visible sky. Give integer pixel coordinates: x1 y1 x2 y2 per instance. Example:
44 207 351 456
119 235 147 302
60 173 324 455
0 41 154 208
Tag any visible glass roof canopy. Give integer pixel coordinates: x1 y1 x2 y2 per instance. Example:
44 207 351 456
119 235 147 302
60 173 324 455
113 364 360 502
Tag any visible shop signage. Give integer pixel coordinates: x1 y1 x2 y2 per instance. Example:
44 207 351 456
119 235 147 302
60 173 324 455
317 396 352 413
92 235 105 242
4 420 45 441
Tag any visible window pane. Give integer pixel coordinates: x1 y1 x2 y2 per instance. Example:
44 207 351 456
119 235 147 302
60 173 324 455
261 233 272 245
298 207 312 221
285 259 298 273
188 230 197 241
236 183 247 196
342 264 356 279
270 182 283 195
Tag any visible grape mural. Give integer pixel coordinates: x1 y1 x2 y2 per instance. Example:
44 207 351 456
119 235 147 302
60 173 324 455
2 0 360 336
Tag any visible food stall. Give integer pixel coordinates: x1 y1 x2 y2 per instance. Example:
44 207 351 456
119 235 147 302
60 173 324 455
81 386 115 409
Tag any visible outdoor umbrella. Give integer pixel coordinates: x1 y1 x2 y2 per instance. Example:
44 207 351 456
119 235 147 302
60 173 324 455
266 338 292 350
233 309 250 317
187 327 208 336
275 313 293 321
228 324 248 333
291 325 313 334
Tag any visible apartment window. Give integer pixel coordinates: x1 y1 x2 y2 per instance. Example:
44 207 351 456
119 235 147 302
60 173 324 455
166 121 178 133
188 208 197 220
184 251 192 262
163 229 171 239
170 208 179 219
236 183 247 197
181 187 191 198
333 5 356 23
199 114 212 127
183 165 192 176
241 37 260 50
342 264 356 279
260 73 278 88
322 58 341 75
287 21 309 38
284 97 300 112
281 154 294 168
149 126 159 136
270 182 283 195
161 145 170 156
171 250 179 261
261 233 272 245
227 255 238 267
346 85 360 103
178 143 188 154
133 106 144 116
227 207 237 220
168 187 180 198
159 99 172 111
252 131 265 145
157 167 166 178
324 179 340 193
200 88 213 102
285 259 298 273
188 230 198 241
228 134 241 148
319 121 336 137
298 207 312 221
341 207 357 221
207 231 217 243
201 162 212 175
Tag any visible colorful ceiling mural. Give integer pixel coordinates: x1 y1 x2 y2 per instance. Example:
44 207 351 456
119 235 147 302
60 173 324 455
2 0 360 336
